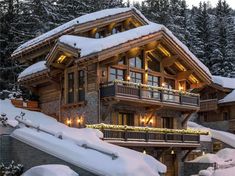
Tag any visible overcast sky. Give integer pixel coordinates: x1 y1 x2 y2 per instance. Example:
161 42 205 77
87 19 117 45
132 0 235 9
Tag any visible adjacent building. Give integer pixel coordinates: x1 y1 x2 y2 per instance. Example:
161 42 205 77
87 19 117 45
12 8 212 176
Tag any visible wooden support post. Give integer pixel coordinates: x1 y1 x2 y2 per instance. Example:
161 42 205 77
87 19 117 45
181 149 193 162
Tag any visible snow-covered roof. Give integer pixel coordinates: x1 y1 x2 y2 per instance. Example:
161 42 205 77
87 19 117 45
212 76 235 89
18 61 47 79
59 22 212 78
1 99 166 176
188 121 235 148
13 7 148 55
22 165 79 176
219 90 235 104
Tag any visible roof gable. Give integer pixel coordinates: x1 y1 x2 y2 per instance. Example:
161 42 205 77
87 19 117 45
53 22 211 83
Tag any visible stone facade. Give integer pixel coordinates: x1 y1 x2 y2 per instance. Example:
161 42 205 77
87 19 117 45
184 162 213 176
40 100 60 119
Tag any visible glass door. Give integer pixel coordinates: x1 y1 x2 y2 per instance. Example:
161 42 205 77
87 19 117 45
118 112 134 126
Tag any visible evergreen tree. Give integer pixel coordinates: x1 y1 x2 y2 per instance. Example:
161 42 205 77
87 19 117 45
0 0 27 90
211 0 235 76
193 2 214 66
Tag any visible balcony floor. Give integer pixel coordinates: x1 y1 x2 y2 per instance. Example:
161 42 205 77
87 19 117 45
106 140 200 148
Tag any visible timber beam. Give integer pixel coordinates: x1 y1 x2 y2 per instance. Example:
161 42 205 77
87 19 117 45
162 55 178 67
177 70 193 80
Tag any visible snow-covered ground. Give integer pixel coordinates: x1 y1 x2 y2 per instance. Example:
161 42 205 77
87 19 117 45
22 165 78 176
188 121 235 176
191 148 235 176
0 99 166 176
188 121 235 148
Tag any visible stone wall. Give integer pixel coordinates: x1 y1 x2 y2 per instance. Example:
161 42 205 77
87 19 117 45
184 162 213 176
0 135 97 176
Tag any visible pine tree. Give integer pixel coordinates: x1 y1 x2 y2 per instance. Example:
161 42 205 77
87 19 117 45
211 0 235 76
0 0 27 90
193 2 214 66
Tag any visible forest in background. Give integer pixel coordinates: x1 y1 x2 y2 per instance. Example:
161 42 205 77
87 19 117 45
0 0 234 91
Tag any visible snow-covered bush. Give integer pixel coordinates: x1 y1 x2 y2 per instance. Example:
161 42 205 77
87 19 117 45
0 161 23 176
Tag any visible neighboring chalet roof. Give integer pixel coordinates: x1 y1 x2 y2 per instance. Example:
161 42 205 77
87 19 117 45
57 22 212 78
212 76 235 90
219 90 235 104
12 7 149 56
18 61 47 80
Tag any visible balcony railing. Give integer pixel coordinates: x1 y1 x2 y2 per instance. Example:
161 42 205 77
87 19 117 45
100 80 200 107
87 124 208 144
199 99 218 112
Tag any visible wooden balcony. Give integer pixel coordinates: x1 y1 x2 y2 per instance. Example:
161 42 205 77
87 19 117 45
87 124 208 148
199 99 218 112
100 81 200 110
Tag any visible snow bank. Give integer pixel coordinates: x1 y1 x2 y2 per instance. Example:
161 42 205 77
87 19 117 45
212 76 235 89
219 90 235 104
22 165 78 176
192 148 235 176
188 121 235 148
13 7 147 54
1 99 166 176
18 61 47 79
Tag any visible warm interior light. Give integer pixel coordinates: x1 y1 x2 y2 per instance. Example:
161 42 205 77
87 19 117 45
171 150 175 155
67 119 72 126
157 44 171 57
77 118 81 124
202 151 206 156
143 150 146 154
126 75 131 81
149 118 153 124
189 74 199 84
161 82 166 87
57 55 66 64
175 61 186 71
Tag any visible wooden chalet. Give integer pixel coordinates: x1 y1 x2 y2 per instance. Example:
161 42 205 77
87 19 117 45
13 8 212 176
197 76 235 133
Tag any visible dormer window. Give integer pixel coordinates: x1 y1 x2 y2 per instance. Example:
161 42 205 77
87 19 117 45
95 30 105 38
111 26 121 34
129 56 143 69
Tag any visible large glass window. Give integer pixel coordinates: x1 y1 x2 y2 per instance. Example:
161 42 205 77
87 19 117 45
109 68 124 81
78 70 85 101
148 58 160 72
148 75 160 87
130 71 142 83
118 112 134 126
68 72 74 103
129 56 143 69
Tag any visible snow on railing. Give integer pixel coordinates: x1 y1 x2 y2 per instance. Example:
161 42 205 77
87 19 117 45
15 116 119 160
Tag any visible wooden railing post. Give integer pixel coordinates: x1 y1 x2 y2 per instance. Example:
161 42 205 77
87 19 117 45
146 130 149 142
139 85 142 99
164 133 167 142
114 81 117 95
124 127 127 141
182 133 184 143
